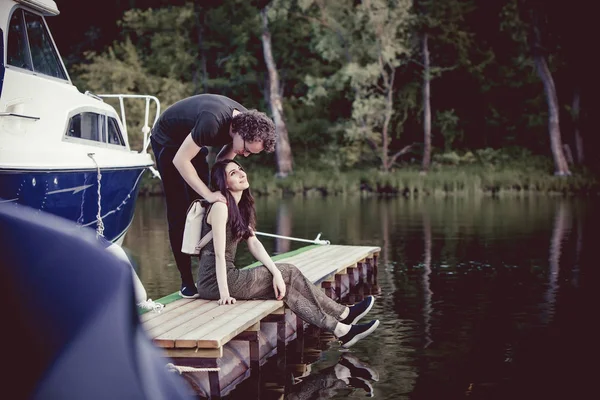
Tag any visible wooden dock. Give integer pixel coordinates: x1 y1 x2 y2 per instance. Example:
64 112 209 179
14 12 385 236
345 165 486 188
140 244 380 398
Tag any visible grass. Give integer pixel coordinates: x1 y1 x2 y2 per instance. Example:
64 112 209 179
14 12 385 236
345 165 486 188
137 161 600 198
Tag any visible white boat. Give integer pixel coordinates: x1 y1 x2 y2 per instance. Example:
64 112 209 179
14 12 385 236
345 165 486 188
0 0 159 244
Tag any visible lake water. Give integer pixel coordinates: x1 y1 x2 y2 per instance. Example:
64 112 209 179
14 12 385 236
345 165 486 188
124 195 597 399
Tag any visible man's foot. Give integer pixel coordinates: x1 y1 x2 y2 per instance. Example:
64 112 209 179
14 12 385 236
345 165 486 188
340 354 379 381
179 284 199 299
347 377 374 397
338 320 379 348
340 296 375 325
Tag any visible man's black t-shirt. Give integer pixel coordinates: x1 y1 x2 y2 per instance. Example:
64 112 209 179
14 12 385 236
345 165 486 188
151 94 247 148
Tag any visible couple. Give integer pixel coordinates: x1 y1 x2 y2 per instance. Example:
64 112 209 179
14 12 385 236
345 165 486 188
152 94 379 348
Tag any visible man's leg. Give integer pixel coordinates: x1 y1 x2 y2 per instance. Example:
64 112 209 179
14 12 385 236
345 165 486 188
151 140 196 295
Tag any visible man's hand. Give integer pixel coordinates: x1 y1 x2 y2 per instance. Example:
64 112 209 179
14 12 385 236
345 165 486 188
206 191 227 204
272 273 286 300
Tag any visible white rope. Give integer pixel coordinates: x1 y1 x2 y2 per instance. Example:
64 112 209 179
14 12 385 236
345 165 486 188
165 363 220 374
87 153 104 237
137 299 165 313
254 231 330 245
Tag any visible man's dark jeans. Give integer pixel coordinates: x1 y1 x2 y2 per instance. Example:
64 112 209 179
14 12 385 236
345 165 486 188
151 137 209 288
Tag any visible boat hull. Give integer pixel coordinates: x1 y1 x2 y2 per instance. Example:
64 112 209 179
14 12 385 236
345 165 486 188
0 167 147 243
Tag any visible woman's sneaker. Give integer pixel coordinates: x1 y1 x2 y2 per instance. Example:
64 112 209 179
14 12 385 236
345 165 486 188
341 296 375 325
179 284 199 299
339 320 379 348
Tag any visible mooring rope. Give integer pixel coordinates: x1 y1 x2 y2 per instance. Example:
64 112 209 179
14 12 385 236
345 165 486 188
165 363 220 373
87 153 104 237
137 299 165 313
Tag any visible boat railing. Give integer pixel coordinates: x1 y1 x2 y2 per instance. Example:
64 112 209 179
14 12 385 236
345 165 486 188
85 92 161 154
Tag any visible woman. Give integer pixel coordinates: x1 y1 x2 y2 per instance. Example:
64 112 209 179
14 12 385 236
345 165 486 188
196 159 379 348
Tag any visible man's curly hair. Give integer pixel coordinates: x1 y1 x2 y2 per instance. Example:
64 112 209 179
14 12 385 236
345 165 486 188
231 109 276 153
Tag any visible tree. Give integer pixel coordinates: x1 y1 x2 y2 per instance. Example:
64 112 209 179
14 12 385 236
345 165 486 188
261 3 294 177
414 0 476 173
301 0 413 172
505 0 570 175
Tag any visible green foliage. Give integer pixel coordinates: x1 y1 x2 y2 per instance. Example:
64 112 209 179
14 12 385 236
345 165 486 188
434 109 463 152
57 0 598 179
301 0 413 170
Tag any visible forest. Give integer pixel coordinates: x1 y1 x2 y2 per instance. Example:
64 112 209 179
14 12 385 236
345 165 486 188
49 0 598 196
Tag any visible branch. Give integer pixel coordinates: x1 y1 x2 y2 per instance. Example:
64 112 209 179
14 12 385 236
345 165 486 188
388 143 415 166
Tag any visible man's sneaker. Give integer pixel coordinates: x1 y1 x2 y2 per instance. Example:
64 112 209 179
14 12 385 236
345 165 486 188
340 296 375 325
340 354 379 381
179 284 199 299
339 320 379 348
347 377 374 397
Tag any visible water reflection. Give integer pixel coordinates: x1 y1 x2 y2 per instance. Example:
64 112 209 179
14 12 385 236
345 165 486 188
421 209 433 348
124 195 596 399
543 199 571 325
286 354 379 399
275 202 292 254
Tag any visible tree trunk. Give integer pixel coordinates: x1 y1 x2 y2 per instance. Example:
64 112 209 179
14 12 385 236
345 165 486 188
381 71 394 172
261 7 293 177
421 33 432 173
193 4 208 94
533 54 570 176
572 87 584 164
529 11 570 176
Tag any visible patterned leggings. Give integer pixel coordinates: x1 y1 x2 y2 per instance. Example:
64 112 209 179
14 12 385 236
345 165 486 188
227 263 346 332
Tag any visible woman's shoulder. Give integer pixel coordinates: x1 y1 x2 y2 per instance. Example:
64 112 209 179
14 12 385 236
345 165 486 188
206 201 228 225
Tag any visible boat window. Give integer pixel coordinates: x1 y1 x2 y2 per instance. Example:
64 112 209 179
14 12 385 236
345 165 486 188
7 10 33 70
66 113 104 142
23 11 67 80
107 117 125 146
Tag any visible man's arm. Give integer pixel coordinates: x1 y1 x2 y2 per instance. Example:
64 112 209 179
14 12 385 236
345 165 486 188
216 143 236 161
173 134 224 203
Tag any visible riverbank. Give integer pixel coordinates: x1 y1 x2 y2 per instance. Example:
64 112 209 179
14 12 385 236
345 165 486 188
138 164 599 198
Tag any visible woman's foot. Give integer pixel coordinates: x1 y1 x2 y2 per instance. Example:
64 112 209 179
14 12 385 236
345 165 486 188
338 320 379 348
340 296 375 325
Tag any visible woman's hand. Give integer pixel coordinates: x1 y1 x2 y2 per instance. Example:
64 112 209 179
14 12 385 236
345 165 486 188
206 191 227 204
272 273 286 300
218 296 236 305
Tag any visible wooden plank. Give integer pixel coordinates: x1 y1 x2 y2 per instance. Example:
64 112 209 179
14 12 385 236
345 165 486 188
154 301 255 348
140 298 196 323
273 246 344 270
269 306 285 315
163 347 223 359
172 301 265 348
293 246 354 280
145 301 221 338
301 247 367 282
197 301 282 348
142 299 212 330
302 247 380 283
278 245 346 268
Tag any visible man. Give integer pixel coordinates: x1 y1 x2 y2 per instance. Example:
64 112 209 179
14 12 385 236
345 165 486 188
150 94 276 298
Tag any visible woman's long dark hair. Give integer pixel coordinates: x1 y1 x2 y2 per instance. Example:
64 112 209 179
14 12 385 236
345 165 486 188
210 159 256 241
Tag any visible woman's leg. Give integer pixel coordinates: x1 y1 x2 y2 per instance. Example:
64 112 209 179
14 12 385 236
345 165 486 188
227 264 346 332
277 263 346 332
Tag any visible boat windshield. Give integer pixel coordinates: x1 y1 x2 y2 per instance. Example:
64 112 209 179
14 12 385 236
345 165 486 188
7 8 67 80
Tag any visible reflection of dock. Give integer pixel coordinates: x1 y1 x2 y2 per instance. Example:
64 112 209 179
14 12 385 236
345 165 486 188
140 244 380 398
